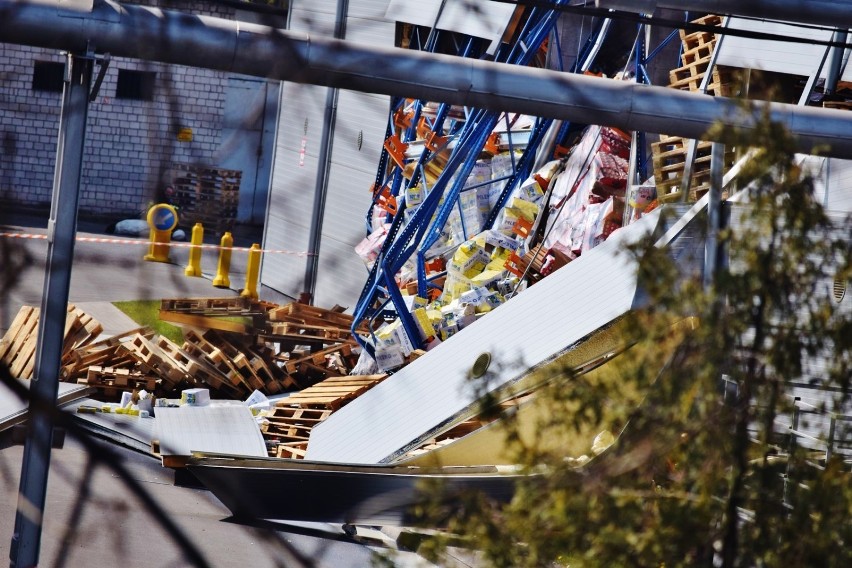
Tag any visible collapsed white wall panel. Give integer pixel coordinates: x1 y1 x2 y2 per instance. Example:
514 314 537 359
826 158 852 213
716 18 836 79
385 0 517 53
305 210 664 464
717 18 833 76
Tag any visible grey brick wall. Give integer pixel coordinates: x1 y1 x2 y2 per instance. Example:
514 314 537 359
0 1 235 218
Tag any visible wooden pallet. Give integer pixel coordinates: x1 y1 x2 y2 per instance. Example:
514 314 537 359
158 310 254 334
651 135 736 197
680 42 714 67
119 333 187 389
160 297 264 316
679 15 724 49
267 302 357 330
277 374 388 411
80 366 158 400
280 342 357 376
201 329 268 392
274 441 309 459
264 408 320 451
62 327 154 380
170 164 241 234
0 304 102 380
183 329 251 391
267 321 353 341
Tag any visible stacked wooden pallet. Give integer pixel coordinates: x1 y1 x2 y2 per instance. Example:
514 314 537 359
64 327 199 400
667 14 737 97
261 374 388 458
4 297 369 405
651 136 735 198
0 304 103 380
169 163 241 235
654 14 737 200
160 297 363 390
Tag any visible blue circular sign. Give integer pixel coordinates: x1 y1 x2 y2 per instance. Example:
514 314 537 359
147 204 178 232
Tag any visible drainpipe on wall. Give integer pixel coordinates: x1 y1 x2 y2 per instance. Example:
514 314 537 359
300 0 349 305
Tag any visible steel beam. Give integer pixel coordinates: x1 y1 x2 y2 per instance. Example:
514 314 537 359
596 0 852 29
1 0 852 159
10 51 92 568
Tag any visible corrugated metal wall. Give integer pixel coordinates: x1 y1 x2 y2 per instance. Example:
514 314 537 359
716 18 842 79
261 0 394 307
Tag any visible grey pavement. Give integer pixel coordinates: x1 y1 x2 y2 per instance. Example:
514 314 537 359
0 437 439 567
1 212 291 337
0 212 445 567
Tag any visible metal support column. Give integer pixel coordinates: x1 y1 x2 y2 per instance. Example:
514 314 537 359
10 51 93 568
704 141 723 291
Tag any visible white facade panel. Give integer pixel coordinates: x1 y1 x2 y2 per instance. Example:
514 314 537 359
345 17 397 47
306 210 665 464
717 18 834 79
826 158 852 213
262 0 395 306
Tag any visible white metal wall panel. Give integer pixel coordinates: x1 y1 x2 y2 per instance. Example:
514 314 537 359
288 7 334 34
262 75 329 299
386 0 516 52
716 18 834 78
826 158 852 213
305 210 665 464
263 0 395 307
347 0 397 21
309 91 388 307
346 16 397 47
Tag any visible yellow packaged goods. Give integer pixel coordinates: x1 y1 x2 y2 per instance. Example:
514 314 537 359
518 176 545 201
413 307 437 341
483 229 520 252
376 344 405 371
449 241 490 275
471 269 505 287
406 184 424 206
508 197 540 221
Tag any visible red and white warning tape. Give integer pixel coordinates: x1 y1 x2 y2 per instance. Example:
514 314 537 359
0 231 314 256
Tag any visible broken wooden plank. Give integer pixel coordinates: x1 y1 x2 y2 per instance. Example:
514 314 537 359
159 310 254 334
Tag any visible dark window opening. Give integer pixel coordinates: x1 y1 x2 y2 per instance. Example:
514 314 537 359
32 61 65 93
116 69 156 101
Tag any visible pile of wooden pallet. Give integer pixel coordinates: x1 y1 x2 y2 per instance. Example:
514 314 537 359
159 297 365 391
653 14 737 200
0 304 103 380
3 297 369 404
261 373 388 458
169 163 240 235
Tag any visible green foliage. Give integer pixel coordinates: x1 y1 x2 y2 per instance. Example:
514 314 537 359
112 299 184 344
411 111 852 567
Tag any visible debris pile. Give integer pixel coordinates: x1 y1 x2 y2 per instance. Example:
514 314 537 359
0 304 103 379
2 297 369 404
354 121 634 373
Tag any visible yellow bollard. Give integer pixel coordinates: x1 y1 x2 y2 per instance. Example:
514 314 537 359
240 243 262 300
143 203 178 263
212 231 233 288
184 223 204 277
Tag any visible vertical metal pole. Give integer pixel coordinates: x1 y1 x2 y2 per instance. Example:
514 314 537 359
704 141 723 291
10 52 92 568
824 30 848 97
301 0 349 304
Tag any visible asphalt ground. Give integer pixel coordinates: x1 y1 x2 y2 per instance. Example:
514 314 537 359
0 210 448 567
0 210 292 336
